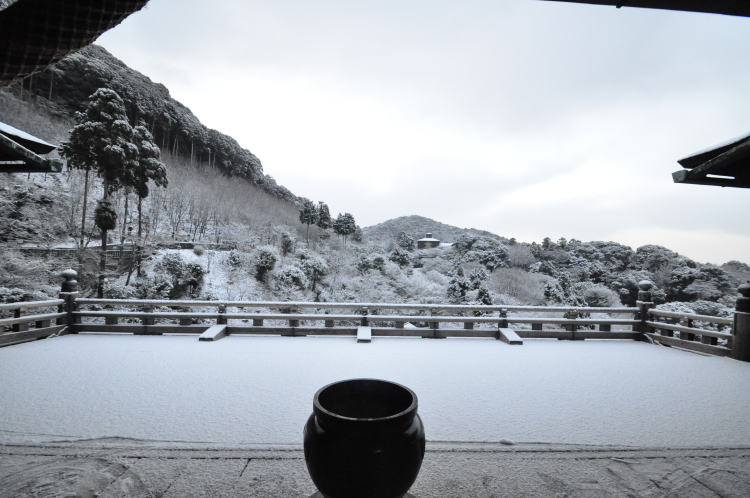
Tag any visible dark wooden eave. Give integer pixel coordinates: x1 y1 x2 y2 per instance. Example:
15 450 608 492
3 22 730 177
0 0 150 85
541 1 750 17
673 134 750 188
0 123 62 173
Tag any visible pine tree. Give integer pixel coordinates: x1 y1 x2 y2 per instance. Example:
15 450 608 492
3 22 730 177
61 88 138 296
332 212 356 246
299 199 318 244
316 202 331 230
396 231 415 251
127 124 167 282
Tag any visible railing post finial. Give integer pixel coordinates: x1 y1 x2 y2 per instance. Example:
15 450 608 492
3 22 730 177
731 282 750 362
60 269 78 293
637 280 653 303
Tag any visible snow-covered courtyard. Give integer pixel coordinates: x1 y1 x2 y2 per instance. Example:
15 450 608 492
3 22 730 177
2 335 750 447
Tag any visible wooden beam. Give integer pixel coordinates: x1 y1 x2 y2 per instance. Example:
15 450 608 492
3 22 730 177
0 325 66 347
497 328 523 345
672 169 750 189
357 326 372 343
645 332 731 356
198 324 227 342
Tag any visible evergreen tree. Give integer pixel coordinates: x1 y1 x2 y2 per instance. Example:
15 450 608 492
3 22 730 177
396 231 416 251
316 202 331 230
332 212 357 246
299 199 318 244
128 124 167 281
61 88 138 296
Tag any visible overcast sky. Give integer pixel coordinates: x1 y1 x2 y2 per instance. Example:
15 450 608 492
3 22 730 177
98 0 750 264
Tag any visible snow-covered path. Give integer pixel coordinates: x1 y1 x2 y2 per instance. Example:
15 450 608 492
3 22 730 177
2 335 749 447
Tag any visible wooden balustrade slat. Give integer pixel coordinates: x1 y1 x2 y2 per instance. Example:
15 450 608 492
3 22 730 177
645 332 731 356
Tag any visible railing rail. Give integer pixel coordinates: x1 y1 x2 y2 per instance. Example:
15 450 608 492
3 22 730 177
645 307 733 357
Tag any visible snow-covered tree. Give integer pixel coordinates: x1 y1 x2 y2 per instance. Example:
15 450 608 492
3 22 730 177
333 212 357 246
316 202 331 230
299 199 318 243
396 231 416 251
61 88 138 296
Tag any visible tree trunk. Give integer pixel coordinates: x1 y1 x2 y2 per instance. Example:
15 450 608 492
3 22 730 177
80 168 90 247
136 196 144 278
120 191 129 245
97 184 110 298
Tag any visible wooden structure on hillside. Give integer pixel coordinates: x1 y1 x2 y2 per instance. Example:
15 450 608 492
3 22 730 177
417 233 441 249
542 1 750 17
0 121 62 173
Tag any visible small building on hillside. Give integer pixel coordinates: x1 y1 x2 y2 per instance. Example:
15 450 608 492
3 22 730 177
417 233 440 249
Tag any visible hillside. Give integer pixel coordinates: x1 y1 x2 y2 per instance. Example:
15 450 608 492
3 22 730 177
6 44 297 203
363 215 507 245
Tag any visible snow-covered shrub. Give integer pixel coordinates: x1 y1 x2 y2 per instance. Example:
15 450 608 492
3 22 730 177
272 264 309 291
388 248 411 267
226 250 243 268
192 245 205 256
570 282 621 307
151 253 205 298
254 246 278 282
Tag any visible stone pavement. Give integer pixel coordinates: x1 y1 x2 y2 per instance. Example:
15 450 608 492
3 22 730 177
1 440 750 497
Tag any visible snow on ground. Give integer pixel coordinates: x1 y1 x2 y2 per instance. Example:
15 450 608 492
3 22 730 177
1 335 749 447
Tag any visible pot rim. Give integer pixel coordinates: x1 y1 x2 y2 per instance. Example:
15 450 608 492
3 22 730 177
313 378 418 423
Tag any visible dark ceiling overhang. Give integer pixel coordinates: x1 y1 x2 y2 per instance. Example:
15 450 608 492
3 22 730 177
0 121 62 173
0 0 150 86
541 1 750 17
673 134 750 188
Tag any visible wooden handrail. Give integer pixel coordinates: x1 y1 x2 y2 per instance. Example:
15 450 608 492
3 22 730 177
74 298 636 314
0 299 65 311
645 321 732 340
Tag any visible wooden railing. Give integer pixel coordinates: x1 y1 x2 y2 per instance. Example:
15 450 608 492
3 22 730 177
2 274 749 363
0 299 67 347
69 298 640 341
645 309 733 357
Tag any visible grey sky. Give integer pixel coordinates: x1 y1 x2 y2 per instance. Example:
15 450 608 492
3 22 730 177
98 0 750 264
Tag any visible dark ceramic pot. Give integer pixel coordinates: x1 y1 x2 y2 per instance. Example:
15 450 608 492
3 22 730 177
303 378 425 498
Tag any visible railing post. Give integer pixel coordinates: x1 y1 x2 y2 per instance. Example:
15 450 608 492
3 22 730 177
683 318 696 342
498 309 508 329
12 309 27 332
360 307 369 326
217 304 227 325
253 311 264 327
731 283 750 362
635 280 654 340
289 308 300 328
59 269 79 333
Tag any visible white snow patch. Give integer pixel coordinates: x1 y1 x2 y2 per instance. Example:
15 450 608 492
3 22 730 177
2 335 750 447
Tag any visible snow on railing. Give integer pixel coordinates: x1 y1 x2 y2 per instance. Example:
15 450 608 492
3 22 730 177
0 299 67 347
645 308 733 357
3 272 749 364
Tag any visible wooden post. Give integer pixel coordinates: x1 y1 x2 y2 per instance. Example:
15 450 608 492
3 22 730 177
395 321 404 329
635 280 654 340
217 305 227 325
361 307 369 326
12 309 27 332
498 309 508 329
683 318 696 342
253 316 264 327
59 269 79 333
532 322 543 331
464 321 474 330
143 306 155 326
105 316 119 325
599 323 611 332
731 283 750 362
289 308 299 328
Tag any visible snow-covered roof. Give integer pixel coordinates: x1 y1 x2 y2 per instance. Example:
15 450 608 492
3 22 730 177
418 237 440 242
0 121 56 154
2 335 750 447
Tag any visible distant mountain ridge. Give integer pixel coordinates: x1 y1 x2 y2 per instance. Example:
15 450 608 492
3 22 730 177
363 215 508 244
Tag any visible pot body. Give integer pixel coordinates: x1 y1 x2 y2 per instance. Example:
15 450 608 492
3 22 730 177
303 379 425 498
